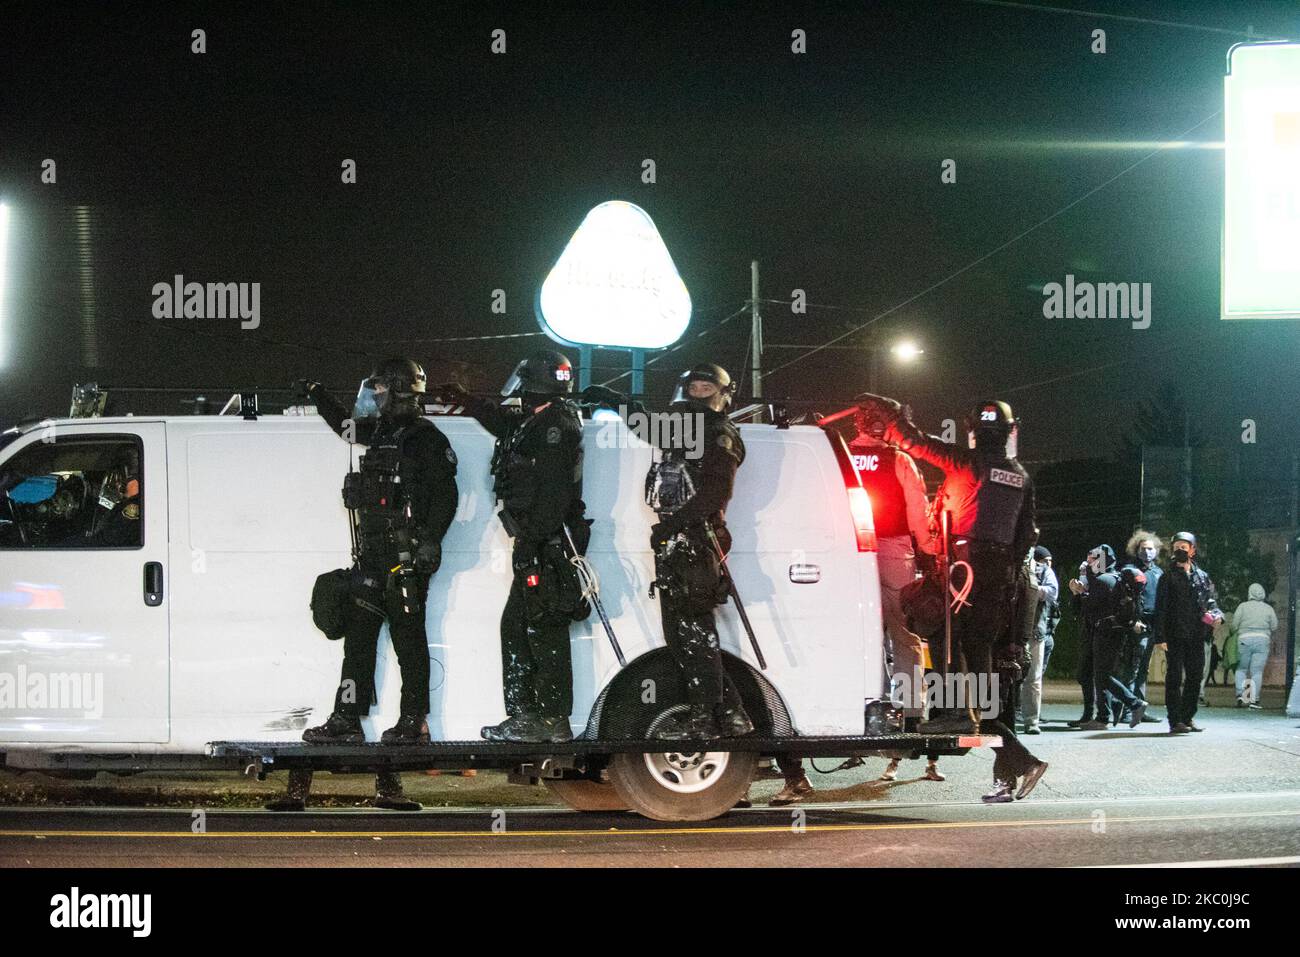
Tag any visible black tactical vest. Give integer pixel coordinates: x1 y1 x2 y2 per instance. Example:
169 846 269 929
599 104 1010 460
343 420 425 562
491 401 583 517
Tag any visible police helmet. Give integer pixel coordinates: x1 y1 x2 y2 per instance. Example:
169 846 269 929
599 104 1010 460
354 357 426 420
501 350 574 397
966 399 1018 455
670 363 736 413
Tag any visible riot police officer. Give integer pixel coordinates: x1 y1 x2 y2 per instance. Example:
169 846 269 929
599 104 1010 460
869 396 1048 802
644 363 753 741
443 351 590 744
299 358 459 747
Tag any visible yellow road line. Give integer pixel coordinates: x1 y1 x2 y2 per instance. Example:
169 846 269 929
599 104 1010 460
1 807 1297 840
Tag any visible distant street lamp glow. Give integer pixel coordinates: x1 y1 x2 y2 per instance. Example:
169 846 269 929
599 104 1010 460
890 340 923 362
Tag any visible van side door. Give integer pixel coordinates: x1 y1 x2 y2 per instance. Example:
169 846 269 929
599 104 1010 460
0 423 170 743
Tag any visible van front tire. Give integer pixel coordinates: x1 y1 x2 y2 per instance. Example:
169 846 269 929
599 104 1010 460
607 748 758 821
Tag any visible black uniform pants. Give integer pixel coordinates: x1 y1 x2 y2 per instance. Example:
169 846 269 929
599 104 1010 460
658 586 728 709
333 564 431 718
1164 635 1205 728
952 551 1041 781
1133 613 1156 700
1076 631 1095 720
1094 627 1143 717
500 567 574 720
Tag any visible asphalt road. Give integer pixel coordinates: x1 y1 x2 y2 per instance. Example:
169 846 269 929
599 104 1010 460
3 703 1299 867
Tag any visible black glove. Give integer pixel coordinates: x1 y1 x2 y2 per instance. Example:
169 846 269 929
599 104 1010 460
292 379 320 400
567 518 592 556
512 540 540 574
414 540 441 575
915 550 938 578
579 385 624 408
649 521 676 550
437 381 471 403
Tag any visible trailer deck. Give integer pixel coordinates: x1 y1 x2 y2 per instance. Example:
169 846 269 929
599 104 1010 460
208 732 1002 776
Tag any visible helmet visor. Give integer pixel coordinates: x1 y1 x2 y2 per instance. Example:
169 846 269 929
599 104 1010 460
671 375 729 411
500 361 527 397
352 377 389 420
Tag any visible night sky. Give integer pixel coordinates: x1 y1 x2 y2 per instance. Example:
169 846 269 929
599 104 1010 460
2 0 1299 463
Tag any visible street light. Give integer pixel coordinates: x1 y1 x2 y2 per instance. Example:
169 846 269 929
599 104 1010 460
870 338 924 393
890 339 924 363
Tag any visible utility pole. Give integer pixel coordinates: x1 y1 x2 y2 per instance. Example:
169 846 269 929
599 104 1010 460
750 261 762 399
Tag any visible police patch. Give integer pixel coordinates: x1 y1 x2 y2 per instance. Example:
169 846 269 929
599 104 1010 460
445 447 458 466
547 426 561 445
989 467 1024 488
717 434 733 451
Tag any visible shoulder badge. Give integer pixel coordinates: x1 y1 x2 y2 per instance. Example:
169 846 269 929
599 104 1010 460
547 426 561 445
445 447 458 466
989 467 1025 488
717 434 733 451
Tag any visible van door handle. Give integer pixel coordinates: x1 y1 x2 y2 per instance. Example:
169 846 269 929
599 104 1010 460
789 563 820 584
143 562 164 606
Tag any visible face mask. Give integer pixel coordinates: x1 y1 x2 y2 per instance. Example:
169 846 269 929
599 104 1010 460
1173 549 1191 564
1140 546 1157 564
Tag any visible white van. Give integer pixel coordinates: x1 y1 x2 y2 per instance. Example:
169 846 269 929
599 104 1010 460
0 408 991 820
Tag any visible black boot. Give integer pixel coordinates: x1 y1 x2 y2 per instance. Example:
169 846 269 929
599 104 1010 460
650 706 721 741
534 715 574 743
373 771 422 811
715 702 755 737
381 714 431 745
481 713 545 742
302 712 364 744
265 769 313 811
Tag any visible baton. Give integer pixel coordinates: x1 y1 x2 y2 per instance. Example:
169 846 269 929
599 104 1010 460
703 522 767 670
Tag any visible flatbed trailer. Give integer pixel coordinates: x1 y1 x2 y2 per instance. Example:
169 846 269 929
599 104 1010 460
209 732 1001 776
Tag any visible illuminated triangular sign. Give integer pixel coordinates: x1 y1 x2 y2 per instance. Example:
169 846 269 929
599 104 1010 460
537 201 692 349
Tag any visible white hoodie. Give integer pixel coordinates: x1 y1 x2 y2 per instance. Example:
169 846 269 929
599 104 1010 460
1232 583 1277 640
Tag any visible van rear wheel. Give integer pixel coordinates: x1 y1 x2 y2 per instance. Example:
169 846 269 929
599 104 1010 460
543 777 630 812
607 748 757 821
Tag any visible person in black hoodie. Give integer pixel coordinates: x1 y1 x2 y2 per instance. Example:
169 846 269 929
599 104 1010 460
1155 531 1221 734
1067 545 1147 728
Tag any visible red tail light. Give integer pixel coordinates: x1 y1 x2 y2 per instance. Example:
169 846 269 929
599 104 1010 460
847 487 878 552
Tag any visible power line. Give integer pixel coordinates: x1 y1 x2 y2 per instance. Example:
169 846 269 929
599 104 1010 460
759 110 1224 383
598 304 750 389
963 0 1291 40
376 331 545 344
